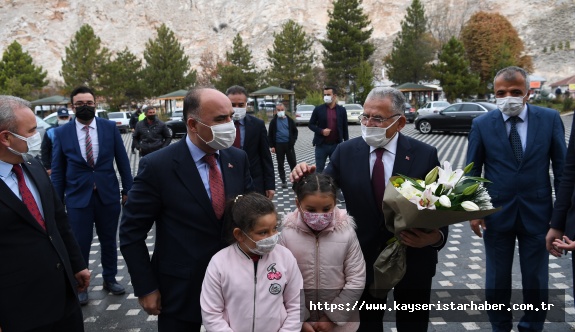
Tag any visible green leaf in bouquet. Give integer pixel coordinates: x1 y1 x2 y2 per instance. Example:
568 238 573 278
434 183 444 196
464 176 492 183
396 173 425 191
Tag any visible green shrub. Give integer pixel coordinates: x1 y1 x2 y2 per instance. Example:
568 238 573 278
304 90 323 106
563 97 574 112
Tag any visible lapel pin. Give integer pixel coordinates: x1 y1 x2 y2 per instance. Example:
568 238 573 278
228 163 234 168
405 156 410 161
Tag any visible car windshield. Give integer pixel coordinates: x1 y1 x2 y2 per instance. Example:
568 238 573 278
345 104 362 110
297 105 315 112
435 102 450 107
108 113 124 119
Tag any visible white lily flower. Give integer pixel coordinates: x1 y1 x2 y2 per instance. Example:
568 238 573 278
413 187 439 210
461 201 479 211
438 195 451 208
437 161 464 190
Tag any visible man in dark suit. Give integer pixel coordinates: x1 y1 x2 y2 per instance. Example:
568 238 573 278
40 107 71 175
467 66 566 332
308 86 349 172
292 87 447 331
226 85 275 198
547 115 575 299
268 103 298 188
120 88 254 331
0 95 90 332
51 86 133 305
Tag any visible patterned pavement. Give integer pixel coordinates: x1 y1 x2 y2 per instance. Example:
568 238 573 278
81 114 575 331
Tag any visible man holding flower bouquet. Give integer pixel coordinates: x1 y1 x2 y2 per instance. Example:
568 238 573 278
467 66 566 332
291 87 447 331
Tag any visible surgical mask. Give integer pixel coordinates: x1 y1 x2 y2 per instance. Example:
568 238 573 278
196 120 236 150
361 117 400 148
75 105 96 121
57 118 70 125
496 93 527 117
323 96 333 104
7 132 42 162
243 231 280 255
301 210 333 232
277 111 285 118
232 107 247 120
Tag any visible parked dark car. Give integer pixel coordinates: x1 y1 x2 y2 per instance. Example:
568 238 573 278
414 102 497 134
404 103 416 123
165 119 186 138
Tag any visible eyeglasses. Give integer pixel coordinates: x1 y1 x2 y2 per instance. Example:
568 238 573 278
358 114 400 126
73 101 96 107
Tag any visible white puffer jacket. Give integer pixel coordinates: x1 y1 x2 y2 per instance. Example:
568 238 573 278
279 207 366 332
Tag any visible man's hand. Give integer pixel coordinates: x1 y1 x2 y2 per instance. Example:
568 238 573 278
322 128 331 136
301 322 315 332
139 290 162 315
46 169 52 176
554 236 575 252
290 162 316 183
266 190 275 200
400 228 442 248
271 147 276 154
74 269 91 292
546 228 565 257
469 219 485 238
121 194 128 205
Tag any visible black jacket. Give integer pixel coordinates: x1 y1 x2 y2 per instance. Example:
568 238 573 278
308 103 349 146
268 114 298 148
133 118 172 156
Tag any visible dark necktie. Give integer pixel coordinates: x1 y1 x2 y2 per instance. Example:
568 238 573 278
83 125 94 167
233 121 241 148
372 148 386 212
203 154 225 219
12 165 46 230
509 117 523 164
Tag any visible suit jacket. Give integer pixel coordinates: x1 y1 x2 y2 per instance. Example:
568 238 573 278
325 134 446 284
268 114 298 148
467 104 566 234
51 117 133 208
309 103 349 146
0 159 86 332
241 114 275 193
119 139 254 323
551 116 575 239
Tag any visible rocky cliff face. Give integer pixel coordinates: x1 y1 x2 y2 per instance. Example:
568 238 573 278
1 0 574 86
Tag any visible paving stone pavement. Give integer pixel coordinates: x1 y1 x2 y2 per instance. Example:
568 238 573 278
81 115 575 331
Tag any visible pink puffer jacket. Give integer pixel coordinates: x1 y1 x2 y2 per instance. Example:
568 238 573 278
279 207 366 332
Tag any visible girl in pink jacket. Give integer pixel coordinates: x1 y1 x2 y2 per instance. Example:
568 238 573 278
279 173 366 332
200 192 303 332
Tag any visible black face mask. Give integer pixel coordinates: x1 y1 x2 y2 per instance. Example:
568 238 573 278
146 115 156 121
75 105 96 121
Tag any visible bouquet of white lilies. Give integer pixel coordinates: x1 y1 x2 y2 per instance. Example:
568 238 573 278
371 161 500 298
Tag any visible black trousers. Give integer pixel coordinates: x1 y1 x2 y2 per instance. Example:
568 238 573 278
28 282 84 332
275 142 297 183
158 314 202 332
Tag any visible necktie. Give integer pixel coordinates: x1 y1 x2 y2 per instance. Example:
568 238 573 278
83 125 94 167
12 165 46 230
203 154 225 219
372 148 385 212
509 117 523 164
233 121 241 148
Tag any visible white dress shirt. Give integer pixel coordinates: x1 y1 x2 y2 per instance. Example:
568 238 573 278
75 119 99 165
501 104 528 152
0 159 45 218
368 132 399 186
186 136 222 200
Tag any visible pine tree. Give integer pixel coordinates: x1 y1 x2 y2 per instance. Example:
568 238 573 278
0 41 47 99
355 48 374 104
99 48 145 111
266 20 315 101
433 37 479 102
384 0 438 84
322 0 374 92
142 24 196 97
60 24 109 92
213 33 259 92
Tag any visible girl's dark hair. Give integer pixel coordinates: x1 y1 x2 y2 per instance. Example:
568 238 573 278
293 173 338 202
223 192 277 244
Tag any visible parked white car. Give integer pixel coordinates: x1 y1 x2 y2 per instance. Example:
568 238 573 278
343 104 363 124
108 112 131 133
417 101 451 116
43 109 108 126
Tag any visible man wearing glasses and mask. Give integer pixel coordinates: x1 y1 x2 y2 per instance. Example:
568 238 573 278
51 86 133 305
291 87 447 331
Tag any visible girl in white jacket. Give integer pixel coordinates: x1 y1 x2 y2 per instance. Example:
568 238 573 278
200 192 303 332
279 173 366 332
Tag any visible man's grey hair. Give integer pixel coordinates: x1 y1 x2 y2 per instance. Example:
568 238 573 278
494 66 530 91
365 87 406 115
0 95 31 132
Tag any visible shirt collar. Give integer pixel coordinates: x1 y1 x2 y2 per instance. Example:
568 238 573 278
369 131 399 155
75 118 97 130
186 136 218 163
501 104 528 122
0 159 14 179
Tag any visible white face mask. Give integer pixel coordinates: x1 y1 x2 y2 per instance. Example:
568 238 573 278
243 231 280 255
8 132 42 162
361 117 400 148
323 95 333 104
196 120 236 150
277 111 285 118
58 118 70 126
496 93 527 117
232 107 247 121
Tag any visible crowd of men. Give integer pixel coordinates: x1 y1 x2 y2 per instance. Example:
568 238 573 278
1 66 575 332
